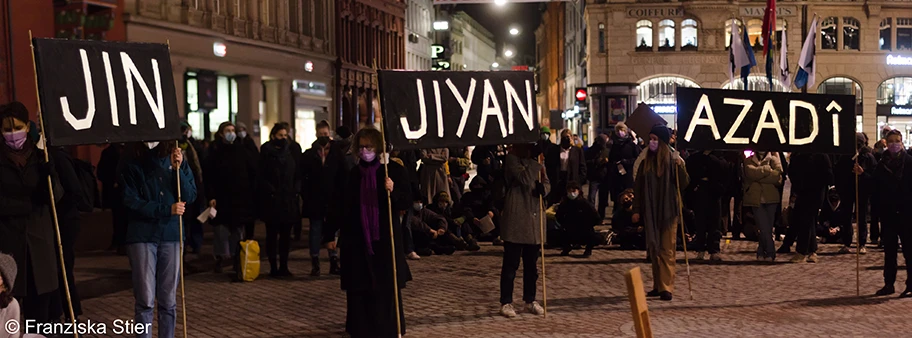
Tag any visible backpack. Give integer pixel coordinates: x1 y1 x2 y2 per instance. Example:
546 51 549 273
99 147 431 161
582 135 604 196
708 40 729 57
71 157 100 212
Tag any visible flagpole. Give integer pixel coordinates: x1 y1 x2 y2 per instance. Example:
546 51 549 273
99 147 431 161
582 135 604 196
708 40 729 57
801 5 808 94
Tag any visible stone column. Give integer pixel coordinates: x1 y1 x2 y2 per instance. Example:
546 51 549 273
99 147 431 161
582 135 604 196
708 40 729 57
235 75 263 145
172 63 186 119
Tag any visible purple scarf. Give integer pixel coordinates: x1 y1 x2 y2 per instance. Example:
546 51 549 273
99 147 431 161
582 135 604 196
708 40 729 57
359 161 382 255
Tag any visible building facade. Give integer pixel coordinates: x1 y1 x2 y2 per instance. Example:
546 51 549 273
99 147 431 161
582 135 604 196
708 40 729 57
585 0 912 143
123 0 335 148
448 11 496 71
563 0 589 141
537 2 566 132
406 0 434 71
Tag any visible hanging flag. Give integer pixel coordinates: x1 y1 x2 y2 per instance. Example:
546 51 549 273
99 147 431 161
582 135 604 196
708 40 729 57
762 0 777 57
779 26 791 91
731 20 752 89
795 16 818 90
728 22 736 87
740 24 758 88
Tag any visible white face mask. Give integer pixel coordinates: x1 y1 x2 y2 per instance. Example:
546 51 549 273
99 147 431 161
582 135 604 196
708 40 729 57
145 141 160 150
568 192 579 200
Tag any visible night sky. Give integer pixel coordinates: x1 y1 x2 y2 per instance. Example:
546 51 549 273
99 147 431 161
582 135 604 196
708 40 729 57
452 2 542 65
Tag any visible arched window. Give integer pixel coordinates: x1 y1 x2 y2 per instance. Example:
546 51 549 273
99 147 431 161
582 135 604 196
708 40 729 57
881 18 892 51
598 23 606 52
821 17 838 50
843 17 860 50
747 19 763 49
725 20 743 49
877 77 912 105
658 19 675 50
636 20 652 51
682 19 698 50
723 76 790 92
637 76 700 129
819 77 862 105
898 18 912 50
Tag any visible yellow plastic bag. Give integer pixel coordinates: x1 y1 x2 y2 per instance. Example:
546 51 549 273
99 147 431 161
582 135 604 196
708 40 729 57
238 240 260 282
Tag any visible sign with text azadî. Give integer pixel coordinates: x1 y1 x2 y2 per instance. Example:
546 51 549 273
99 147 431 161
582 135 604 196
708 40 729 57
676 88 856 154
33 38 180 146
378 70 539 150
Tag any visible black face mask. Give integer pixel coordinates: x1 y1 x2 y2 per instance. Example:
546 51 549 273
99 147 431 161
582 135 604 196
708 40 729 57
274 138 288 147
560 137 571 149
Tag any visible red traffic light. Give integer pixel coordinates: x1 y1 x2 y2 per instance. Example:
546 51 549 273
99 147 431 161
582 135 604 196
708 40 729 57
575 88 587 101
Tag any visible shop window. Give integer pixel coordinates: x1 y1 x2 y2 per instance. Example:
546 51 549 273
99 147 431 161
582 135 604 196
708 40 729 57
898 18 912 50
881 18 892 51
681 19 698 51
635 20 651 51
599 23 606 52
843 17 860 50
746 19 763 49
637 76 700 105
877 77 912 105
723 75 790 92
818 77 862 105
725 20 743 49
185 72 239 141
658 19 675 51
821 17 838 50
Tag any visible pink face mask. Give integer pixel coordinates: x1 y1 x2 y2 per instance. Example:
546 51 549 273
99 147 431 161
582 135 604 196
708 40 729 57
2 130 27 150
360 148 377 162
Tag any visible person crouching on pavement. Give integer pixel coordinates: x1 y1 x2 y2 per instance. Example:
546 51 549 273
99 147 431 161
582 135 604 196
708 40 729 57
408 197 457 256
872 129 912 298
816 188 845 245
499 143 550 318
428 191 481 251
0 253 21 338
632 125 688 302
121 141 197 338
613 189 646 250
556 181 601 257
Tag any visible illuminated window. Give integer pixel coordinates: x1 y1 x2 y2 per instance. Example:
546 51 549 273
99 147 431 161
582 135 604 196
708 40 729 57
844 17 860 50
747 19 763 49
635 20 652 51
682 19 698 50
658 19 675 50
882 18 892 51
598 23 606 52
819 77 862 105
898 18 912 50
821 17 837 50
878 77 912 105
723 76 790 92
637 76 700 105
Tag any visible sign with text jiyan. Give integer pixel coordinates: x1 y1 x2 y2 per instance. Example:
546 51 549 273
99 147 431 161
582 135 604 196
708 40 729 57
32 38 180 146
378 70 539 149
676 88 856 154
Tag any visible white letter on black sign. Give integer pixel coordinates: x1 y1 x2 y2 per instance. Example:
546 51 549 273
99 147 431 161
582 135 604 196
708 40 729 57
433 80 444 137
827 101 842 146
478 79 507 138
102 52 119 126
60 49 96 131
400 79 428 139
789 100 819 145
504 80 534 134
121 52 165 129
752 100 786 144
447 78 477 138
723 98 752 145
684 94 721 142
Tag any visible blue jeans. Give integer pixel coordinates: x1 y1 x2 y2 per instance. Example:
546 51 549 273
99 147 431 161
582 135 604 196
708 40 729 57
752 204 779 260
309 218 338 258
587 181 600 207
127 242 180 338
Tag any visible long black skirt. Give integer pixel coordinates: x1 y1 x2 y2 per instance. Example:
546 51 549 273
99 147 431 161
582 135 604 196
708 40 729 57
346 288 405 338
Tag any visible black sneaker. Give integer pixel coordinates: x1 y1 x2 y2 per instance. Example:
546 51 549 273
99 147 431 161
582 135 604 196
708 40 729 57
310 257 321 277
560 249 571 256
277 268 294 278
582 248 593 257
646 289 660 297
776 246 791 254
876 285 895 296
659 291 673 301
466 239 481 252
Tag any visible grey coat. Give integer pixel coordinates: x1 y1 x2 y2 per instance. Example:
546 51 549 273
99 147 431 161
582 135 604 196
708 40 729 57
420 148 449 203
500 154 551 245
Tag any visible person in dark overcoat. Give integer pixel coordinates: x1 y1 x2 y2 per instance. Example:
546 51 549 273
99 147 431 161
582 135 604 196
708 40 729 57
49 145 90 320
544 131 586 205
326 128 411 338
0 102 61 324
872 129 912 297
606 123 641 214
556 181 601 257
206 122 257 276
686 150 727 261
301 136 346 276
832 133 878 254
257 124 301 277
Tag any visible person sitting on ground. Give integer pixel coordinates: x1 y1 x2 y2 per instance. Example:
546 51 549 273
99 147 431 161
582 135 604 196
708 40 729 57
0 253 21 338
816 188 845 245
612 189 646 250
460 176 501 243
428 191 480 251
555 181 602 257
408 198 457 256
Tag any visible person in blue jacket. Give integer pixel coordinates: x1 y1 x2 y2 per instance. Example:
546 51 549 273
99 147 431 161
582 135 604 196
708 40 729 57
120 141 196 338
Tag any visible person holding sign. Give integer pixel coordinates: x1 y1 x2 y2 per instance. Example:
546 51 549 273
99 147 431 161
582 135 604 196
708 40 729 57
0 102 61 324
872 129 912 298
499 143 549 318
632 126 689 301
120 141 197 338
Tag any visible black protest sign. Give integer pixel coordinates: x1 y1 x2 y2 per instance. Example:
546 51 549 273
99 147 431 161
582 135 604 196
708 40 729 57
378 70 539 149
676 88 856 154
32 38 180 146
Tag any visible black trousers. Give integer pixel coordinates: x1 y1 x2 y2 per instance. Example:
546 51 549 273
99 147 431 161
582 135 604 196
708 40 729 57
244 221 256 241
871 205 882 243
881 211 912 288
265 222 293 271
692 194 722 254
58 218 82 318
795 196 820 255
721 193 743 237
111 205 128 247
839 190 871 247
500 241 539 305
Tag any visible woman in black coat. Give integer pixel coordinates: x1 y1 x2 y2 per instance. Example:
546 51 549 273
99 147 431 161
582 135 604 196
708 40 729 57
0 102 61 324
206 122 257 274
606 123 641 213
257 124 301 277
327 128 411 338
301 136 346 276
871 129 912 297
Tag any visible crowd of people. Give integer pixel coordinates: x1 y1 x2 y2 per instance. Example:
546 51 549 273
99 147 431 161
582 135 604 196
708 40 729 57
2 94 911 337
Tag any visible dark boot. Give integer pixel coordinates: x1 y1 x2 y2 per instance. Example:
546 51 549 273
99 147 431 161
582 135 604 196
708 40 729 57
448 233 468 250
310 257 320 277
214 256 223 273
329 257 340 275
466 236 481 251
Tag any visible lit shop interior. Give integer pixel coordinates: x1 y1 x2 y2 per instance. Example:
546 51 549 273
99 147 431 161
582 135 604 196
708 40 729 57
877 76 912 146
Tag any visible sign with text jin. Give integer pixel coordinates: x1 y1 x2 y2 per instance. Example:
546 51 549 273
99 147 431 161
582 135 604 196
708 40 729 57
378 70 539 150
676 87 856 154
32 38 180 146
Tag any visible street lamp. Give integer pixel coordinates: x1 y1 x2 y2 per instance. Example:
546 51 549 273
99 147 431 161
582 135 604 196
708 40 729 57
433 21 449 30
504 50 514 58
495 0 506 6
492 62 500 68
509 28 520 36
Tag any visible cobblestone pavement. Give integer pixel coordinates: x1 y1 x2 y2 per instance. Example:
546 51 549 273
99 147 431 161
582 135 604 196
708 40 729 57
75 238 911 338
